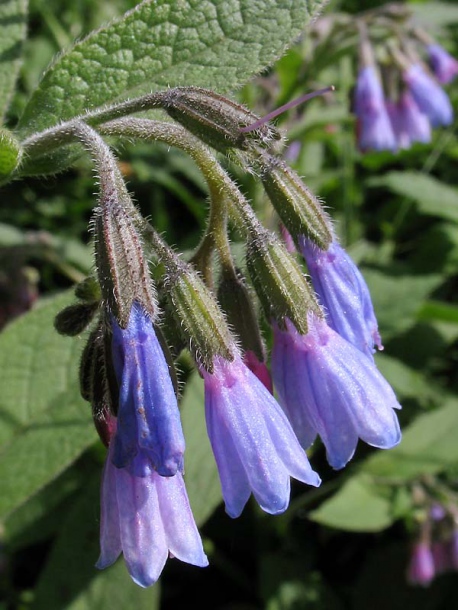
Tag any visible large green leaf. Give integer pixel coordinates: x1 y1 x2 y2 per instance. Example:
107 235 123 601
363 267 443 339
0 291 97 519
17 0 326 137
368 172 458 223
309 475 393 532
365 397 458 481
0 0 28 121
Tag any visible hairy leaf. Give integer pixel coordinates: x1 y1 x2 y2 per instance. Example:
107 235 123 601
0 0 28 121
17 0 326 137
0 291 96 519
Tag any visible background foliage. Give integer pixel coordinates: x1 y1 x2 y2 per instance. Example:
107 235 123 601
1 0 458 608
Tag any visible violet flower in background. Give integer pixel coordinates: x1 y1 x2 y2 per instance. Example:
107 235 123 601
353 65 397 152
97 439 208 588
298 237 382 359
396 91 432 146
202 354 320 518
404 64 453 127
110 301 185 477
407 542 435 587
271 315 401 470
427 43 458 85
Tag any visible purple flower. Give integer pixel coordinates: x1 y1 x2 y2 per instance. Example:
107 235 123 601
298 237 382 359
354 66 397 152
404 64 453 127
97 439 208 587
427 44 458 85
271 315 401 470
407 542 435 587
202 354 320 518
398 92 432 145
111 301 185 477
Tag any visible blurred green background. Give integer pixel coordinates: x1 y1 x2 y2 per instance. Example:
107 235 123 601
1 0 458 608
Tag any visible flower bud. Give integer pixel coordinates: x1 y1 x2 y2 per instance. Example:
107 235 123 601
217 267 265 363
94 194 156 327
246 230 321 334
260 157 332 250
166 263 236 372
0 129 22 183
163 87 281 154
74 275 102 302
79 323 119 446
54 302 99 336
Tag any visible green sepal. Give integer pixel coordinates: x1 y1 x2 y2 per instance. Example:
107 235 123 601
217 266 266 361
164 87 281 155
167 266 235 372
246 230 321 334
260 156 333 250
94 194 156 328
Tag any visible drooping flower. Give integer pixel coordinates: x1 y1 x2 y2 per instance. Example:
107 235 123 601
353 66 397 152
271 315 401 470
397 91 432 145
97 438 208 588
298 237 382 359
407 542 435 587
404 64 453 127
202 354 321 518
427 43 458 85
110 301 185 477
243 349 273 394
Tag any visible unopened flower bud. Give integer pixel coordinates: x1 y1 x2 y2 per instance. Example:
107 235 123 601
217 267 265 363
163 87 280 154
260 157 332 250
0 129 22 183
54 301 99 336
166 263 235 372
246 230 321 334
79 323 119 446
94 193 156 327
74 275 102 302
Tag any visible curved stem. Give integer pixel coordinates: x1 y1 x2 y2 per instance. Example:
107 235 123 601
97 118 261 262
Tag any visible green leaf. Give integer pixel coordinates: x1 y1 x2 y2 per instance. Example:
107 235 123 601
365 397 458 481
363 267 443 339
17 0 326 137
418 300 458 326
180 372 221 525
412 1 458 28
368 171 458 223
375 353 437 404
309 475 394 532
0 0 28 121
31 473 160 610
0 291 97 519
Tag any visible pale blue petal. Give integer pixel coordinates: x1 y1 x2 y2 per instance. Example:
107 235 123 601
205 394 251 518
156 473 208 567
96 445 122 570
116 463 168 588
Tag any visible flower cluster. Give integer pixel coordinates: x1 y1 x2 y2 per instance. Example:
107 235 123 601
55 89 403 588
407 503 458 587
352 10 456 152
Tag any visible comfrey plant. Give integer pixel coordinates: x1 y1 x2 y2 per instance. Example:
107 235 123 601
285 3 457 155
0 0 407 592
